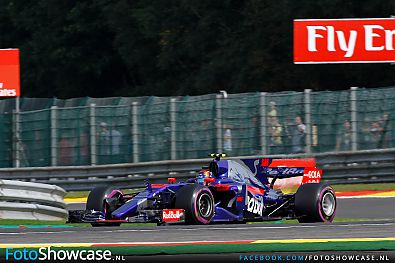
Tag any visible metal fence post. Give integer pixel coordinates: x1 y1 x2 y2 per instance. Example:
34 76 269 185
50 106 58 166
12 110 20 168
304 89 312 154
216 94 223 153
170 98 176 160
259 92 267 155
89 103 97 165
350 87 358 151
132 102 139 163
11 97 22 167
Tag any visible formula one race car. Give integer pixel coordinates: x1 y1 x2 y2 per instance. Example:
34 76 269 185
68 154 336 226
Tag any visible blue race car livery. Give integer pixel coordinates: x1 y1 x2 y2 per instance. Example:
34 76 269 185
68 154 336 225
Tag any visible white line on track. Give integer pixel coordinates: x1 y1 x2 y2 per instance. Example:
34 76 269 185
1 222 394 235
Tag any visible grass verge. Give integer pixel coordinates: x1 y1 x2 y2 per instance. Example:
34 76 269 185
332 183 395 192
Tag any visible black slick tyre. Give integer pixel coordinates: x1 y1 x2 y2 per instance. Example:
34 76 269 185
175 184 215 224
295 183 336 223
86 186 122 227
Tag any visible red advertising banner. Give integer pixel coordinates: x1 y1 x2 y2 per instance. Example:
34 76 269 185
294 18 395 64
0 49 20 97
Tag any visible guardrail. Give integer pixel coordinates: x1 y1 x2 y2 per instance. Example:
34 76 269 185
0 180 67 220
0 149 394 191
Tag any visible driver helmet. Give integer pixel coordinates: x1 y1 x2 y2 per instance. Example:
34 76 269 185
197 169 212 184
200 170 211 178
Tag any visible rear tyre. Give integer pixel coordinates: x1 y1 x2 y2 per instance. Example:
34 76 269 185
175 184 215 224
86 186 122 227
295 183 336 223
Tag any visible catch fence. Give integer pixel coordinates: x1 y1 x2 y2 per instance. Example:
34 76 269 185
0 86 393 167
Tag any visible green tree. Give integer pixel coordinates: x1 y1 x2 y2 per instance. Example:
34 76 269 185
2 0 395 97
3 0 126 98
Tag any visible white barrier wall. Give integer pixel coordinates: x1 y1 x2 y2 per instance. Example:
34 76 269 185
0 180 67 221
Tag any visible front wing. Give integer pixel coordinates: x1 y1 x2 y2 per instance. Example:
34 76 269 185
67 208 186 224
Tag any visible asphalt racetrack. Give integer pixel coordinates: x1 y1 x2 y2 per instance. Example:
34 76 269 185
1 221 395 244
1 197 394 244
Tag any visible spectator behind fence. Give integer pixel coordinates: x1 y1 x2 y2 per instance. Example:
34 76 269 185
268 116 283 154
268 101 277 118
369 120 384 149
336 120 352 151
378 112 390 148
98 122 111 163
79 128 89 165
361 118 372 149
223 125 232 153
110 126 122 163
291 116 306 153
58 131 73 166
32 130 45 166
390 113 395 148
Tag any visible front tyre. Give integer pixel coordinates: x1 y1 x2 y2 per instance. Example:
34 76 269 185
175 184 215 224
295 183 336 223
86 186 123 227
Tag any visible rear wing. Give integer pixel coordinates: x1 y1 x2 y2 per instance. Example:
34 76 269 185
264 158 316 168
260 158 322 187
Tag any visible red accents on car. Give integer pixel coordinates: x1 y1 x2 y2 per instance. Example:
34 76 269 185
268 158 316 168
151 184 168 189
204 177 215 185
212 184 231 191
247 185 265 195
261 158 270 166
168 177 176 184
302 168 322 184
162 209 185 222
236 196 244 202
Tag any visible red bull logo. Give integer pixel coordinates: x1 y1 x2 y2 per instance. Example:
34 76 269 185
162 209 185 222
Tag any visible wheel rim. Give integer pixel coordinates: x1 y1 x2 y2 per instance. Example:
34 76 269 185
321 192 335 217
197 193 213 217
